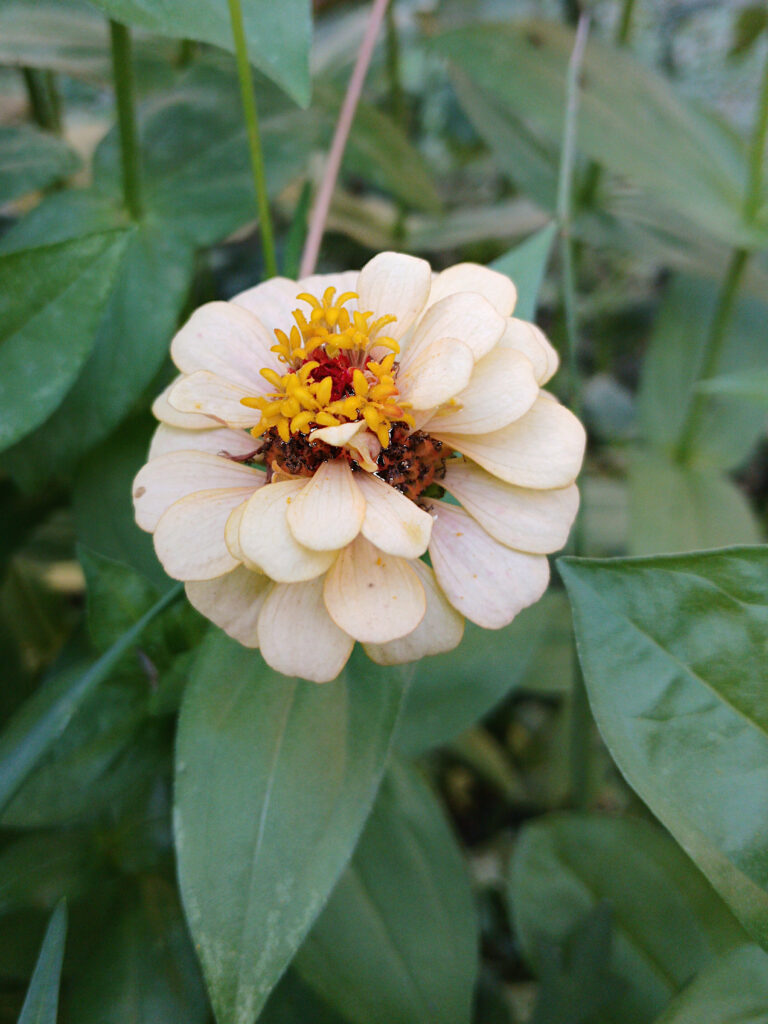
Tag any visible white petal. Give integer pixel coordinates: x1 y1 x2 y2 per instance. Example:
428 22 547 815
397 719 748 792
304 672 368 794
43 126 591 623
428 502 549 628
308 420 365 446
364 560 463 665
397 337 474 410
230 276 300 333
427 263 517 317
168 371 260 429
286 460 365 551
434 393 586 489
152 379 218 429
499 318 559 385
400 292 505 368
296 270 359 309
346 431 381 472
424 348 538 435
224 499 263 571
443 461 579 554
323 535 426 643
355 472 433 558
239 479 338 583
133 451 263 531
257 578 354 683
185 567 272 647
171 301 279 389
153 489 254 581
148 423 258 461
356 252 431 341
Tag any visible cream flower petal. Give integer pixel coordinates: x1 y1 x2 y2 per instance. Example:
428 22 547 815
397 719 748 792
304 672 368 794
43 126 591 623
323 535 426 643
296 271 359 309
499 319 559 385
230 276 300 333
185 567 272 647
148 423 258 461
168 371 260 429
427 263 517 317
424 348 538 435
257 578 354 683
239 479 338 583
133 451 263 531
346 431 381 472
434 393 586 489
399 292 505 368
152 379 218 430
286 460 365 551
443 461 579 554
355 472 433 558
364 560 463 665
356 252 431 340
308 420 365 446
153 488 254 581
428 502 549 628
224 500 264 571
171 301 279 389
396 337 474 410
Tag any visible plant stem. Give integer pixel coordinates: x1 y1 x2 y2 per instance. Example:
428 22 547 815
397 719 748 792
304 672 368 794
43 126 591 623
226 0 278 278
300 0 391 278
745 42 768 223
21 68 61 133
385 0 407 243
109 21 143 220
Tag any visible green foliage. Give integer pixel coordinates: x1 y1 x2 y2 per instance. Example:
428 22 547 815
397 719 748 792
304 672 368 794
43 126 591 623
0 125 79 204
18 901 67 1024
652 945 768 1023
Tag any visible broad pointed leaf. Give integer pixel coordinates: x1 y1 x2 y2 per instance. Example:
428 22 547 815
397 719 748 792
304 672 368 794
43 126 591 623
18 901 67 1024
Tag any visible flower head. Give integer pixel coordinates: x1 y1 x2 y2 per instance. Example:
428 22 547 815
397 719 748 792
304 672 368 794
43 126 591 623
133 252 585 682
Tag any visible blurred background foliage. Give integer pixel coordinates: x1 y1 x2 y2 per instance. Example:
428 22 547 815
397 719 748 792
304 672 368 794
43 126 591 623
1 0 768 1021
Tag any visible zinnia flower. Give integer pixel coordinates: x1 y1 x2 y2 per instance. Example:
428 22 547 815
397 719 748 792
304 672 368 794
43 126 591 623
133 252 585 682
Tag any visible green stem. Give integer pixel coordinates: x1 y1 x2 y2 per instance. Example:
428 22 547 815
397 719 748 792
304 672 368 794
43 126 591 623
226 0 278 278
385 0 407 243
21 68 60 133
109 21 143 220
745 44 768 223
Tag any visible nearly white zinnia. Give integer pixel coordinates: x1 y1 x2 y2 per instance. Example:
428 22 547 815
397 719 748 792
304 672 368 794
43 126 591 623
132 252 585 682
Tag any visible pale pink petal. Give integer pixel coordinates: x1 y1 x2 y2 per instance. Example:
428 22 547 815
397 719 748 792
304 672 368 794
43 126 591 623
424 348 538 435
257 578 354 683
427 263 517 316
323 535 426 643
152 379 218 430
346 431 381 471
357 252 431 341
400 292 505 368
238 479 337 583
148 423 258 461
224 500 263 571
396 337 474 410
443 461 579 554
171 301 279 389
308 420 365 446
428 502 549 628
230 276 300 334
286 460 365 551
153 489 254 581
168 371 261 429
364 560 463 665
499 319 559 385
185 567 272 647
355 472 433 558
133 451 263 531
434 393 586 489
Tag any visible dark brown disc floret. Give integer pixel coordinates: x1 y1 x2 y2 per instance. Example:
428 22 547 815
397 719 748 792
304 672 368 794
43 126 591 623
376 424 447 502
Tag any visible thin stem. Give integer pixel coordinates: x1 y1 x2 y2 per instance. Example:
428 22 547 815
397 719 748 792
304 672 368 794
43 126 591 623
22 68 60 133
745 43 768 223
226 0 278 278
300 0 391 278
385 2 407 131
109 21 143 220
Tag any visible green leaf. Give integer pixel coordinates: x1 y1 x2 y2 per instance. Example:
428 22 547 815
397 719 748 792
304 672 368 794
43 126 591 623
261 971 345 1024
432 20 758 248
67 878 207 1024
696 369 768 405
492 222 556 321
628 450 760 556
0 125 79 204
0 831 99 916
295 761 478 1024
652 945 768 1023
559 549 768 949
730 4 768 57
18 901 67 1024
86 0 312 105
79 546 159 652
0 583 180 815
0 229 130 453
510 814 747 1024
174 635 406 1024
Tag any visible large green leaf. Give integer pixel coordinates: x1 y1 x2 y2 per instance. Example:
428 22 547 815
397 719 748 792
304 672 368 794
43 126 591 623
652 945 768 1024
86 0 311 105
0 832 99 916
295 761 478 1024
18 901 67 1024
0 230 130 453
174 635 405 1024
559 549 768 948
696 369 768 405
432 20 759 248
0 125 79 204
510 814 747 1024
492 222 556 322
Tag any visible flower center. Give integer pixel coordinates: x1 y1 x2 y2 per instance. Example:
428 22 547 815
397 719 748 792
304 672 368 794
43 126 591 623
241 287 414 448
